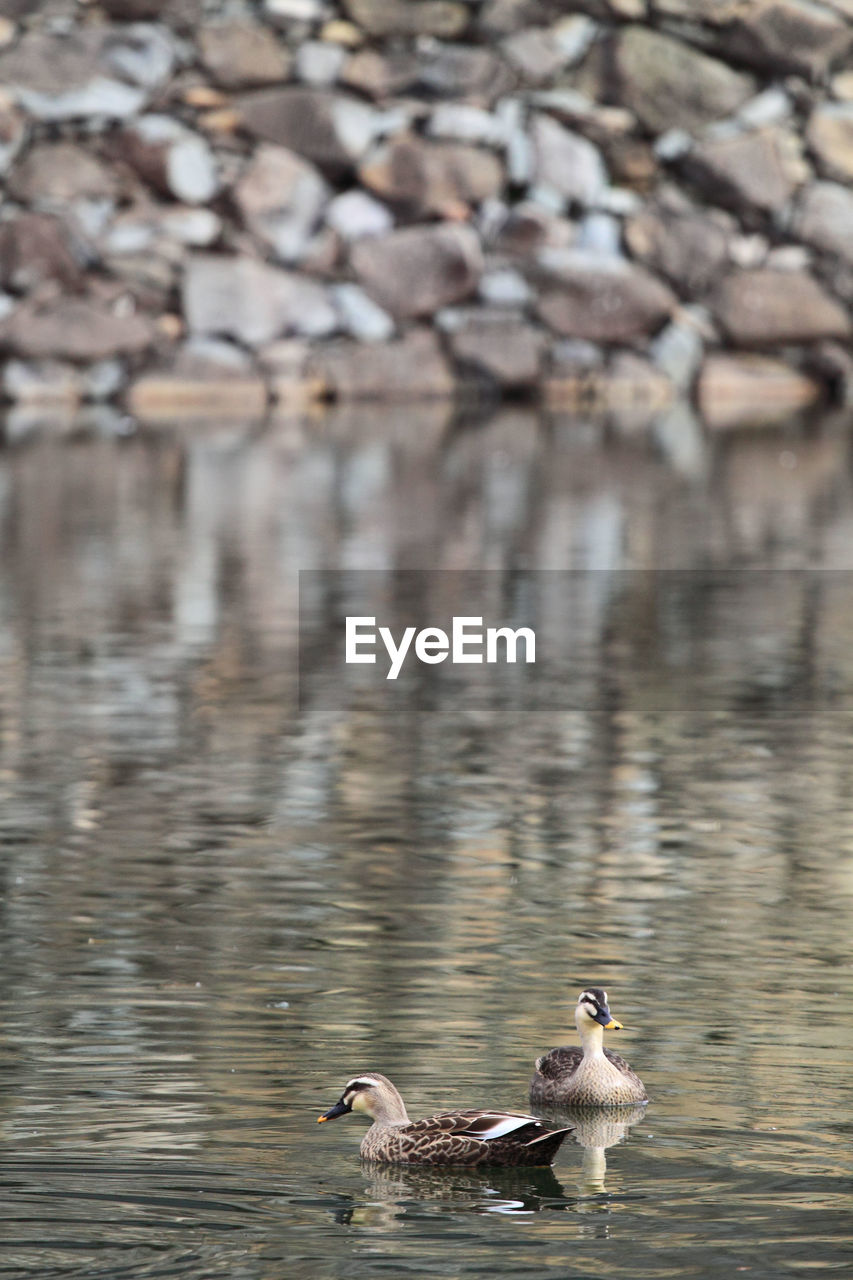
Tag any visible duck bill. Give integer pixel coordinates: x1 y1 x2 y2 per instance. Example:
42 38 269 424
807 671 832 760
318 1099 350 1123
593 1007 622 1029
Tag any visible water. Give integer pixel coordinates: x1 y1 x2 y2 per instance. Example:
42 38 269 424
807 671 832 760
0 416 852 1278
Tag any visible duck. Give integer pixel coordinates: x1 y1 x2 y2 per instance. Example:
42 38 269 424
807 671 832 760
318 1071 573 1167
529 987 648 1107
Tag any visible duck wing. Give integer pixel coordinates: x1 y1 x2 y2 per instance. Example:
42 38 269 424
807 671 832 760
398 1110 571 1166
533 1046 583 1080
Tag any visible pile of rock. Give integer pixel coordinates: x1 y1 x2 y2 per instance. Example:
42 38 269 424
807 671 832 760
1 0 853 433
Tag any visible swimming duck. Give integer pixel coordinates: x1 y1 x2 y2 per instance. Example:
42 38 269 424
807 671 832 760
530 988 648 1107
318 1072 573 1167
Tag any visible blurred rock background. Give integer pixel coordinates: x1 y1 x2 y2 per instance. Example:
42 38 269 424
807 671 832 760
1 0 853 435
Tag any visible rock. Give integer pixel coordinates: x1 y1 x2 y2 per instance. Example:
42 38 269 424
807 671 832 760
793 181 853 265
697 353 822 429
530 114 608 207
234 145 330 263
198 21 292 89
535 253 677 342
649 310 706 390
807 103 853 183
296 40 346 85
239 87 378 173
325 189 393 240
479 0 564 35
501 26 578 84
478 267 532 305
0 27 169 121
414 44 513 103
575 211 621 256
684 126 806 215
359 136 504 217
0 295 153 360
341 0 469 38
118 116 219 204
182 253 337 346
427 103 507 147
0 213 84 293
7 140 118 204
317 327 454 399
443 309 546 387
604 352 675 435
624 193 733 298
717 0 852 80
0 102 25 175
126 340 268 422
3 359 83 407
340 48 421 100
712 269 851 345
332 283 395 341
351 224 483 319
102 203 221 257
613 26 756 135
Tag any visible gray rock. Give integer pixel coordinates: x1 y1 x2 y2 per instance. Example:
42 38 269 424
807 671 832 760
717 0 852 80
684 126 806 215
264 0 327 19
360 136 504 217
235 144 330 263
120 116 220 204
317 327 454 400
807 102 853 183
427 103 507 148
325 189 393 240
501 26 578 84
444 309 546 387
3 358 83 405
576 212 622 256
713 268 851 345
478 267 532 306
351 224 483 319
296 40 346 85
183 253 338 346
341 0 469 38
793 181 853 265
332 283 395 342
239 87 379 172
0 103 25 176
101 23 176 89
414 43 513 103
0 295 154 360
613 25 756 135
83 358 127 401
0 28 159 120
535 253 677 342
624 195 733 298
6 140 118 203
649 311 705 390
198 22 292 89
0 213 84 293
530 114 608 208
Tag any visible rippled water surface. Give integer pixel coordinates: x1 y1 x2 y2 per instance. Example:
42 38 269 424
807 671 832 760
0 421 852 1278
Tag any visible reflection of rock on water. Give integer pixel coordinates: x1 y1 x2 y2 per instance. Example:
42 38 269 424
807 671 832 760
537 1102 647 1196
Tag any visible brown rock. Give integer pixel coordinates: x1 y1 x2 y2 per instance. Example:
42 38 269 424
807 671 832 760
198 22 291 89
6 140 118 203
0 101 25 175
445 310 546 387
625 197 733 298
238 87 377 172
127 371 268 422
717 0 852 79
0 296 153 360
0 213 83 293
536 255 677 342
341 0 469 38
351 224 483 319
340 49 420 100
234 144 330 262
794 181 853 265
359 136 503 217
807 103 853 183
684 127 805 215
114 117 219 204
415 44 514 103
613 26 755 135
317 328 454 400
712 269 851 346
697 353 822 429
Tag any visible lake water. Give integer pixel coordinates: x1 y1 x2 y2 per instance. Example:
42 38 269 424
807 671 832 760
0 413 851 1278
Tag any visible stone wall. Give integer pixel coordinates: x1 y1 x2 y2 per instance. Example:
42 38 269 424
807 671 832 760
1 0 853 433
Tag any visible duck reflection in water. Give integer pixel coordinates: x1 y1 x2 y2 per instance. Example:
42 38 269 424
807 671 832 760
334 1164 570 1228
536 1103 648 1196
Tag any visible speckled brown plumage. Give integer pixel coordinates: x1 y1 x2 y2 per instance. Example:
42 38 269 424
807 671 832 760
319 1072 572 1167
530 988 648 1107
